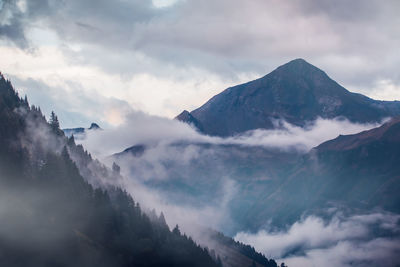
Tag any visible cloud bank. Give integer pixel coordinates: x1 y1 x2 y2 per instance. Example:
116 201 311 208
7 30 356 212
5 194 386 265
235 212 400 267
81 112 382 157
77 112 386 233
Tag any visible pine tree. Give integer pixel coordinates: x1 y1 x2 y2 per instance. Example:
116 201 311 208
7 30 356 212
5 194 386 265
172 224 181 235
23 95 29 106
49 111 60 131
159 212 168 229
67 135 75 147
112 162 120 174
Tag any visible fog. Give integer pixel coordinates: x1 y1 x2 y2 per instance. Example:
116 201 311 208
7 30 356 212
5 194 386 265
81 110 382 157
77 111 387 234
66 111 400 267
235 212 400 267
4 108 397 266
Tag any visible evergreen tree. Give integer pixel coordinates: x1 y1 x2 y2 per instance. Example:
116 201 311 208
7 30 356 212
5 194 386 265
49 111 60 131
172 224 181 235
112 162 120 174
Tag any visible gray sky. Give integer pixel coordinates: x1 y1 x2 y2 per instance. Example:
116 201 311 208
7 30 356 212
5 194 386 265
0 0 399 127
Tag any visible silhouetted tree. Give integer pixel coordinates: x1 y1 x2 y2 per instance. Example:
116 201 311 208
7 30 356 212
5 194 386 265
49 111 60 131
112 162 120 174
173 224 181 235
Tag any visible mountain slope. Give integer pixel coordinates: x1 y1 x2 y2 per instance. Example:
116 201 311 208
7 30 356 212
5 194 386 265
112 142 301 233
177 59 400 136
244 117 400 228
0 74 225 267
114 118 400 232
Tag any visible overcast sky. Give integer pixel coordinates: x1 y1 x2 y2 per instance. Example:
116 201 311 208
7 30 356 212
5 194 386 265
0 0 399 127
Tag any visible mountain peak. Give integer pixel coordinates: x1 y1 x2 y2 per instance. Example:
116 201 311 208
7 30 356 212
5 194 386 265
89 122 101 130
285 58 308 65
271 58 326 78
176 60 400 136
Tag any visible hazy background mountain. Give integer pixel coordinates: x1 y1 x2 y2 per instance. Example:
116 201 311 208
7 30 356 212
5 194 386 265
63 123 101 139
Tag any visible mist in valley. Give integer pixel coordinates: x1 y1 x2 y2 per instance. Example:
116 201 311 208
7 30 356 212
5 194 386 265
76 110 399 266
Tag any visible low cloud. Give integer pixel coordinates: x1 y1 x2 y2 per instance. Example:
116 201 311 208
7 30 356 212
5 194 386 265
223 118 382 152
81 112 382 157
77 108 398 266
235 212 400 267
120 173 238 234
78 112 386 236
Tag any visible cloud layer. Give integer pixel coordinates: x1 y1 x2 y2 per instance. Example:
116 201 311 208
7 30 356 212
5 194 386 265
81 112 382 157
78 113 400 266
235 212 400 267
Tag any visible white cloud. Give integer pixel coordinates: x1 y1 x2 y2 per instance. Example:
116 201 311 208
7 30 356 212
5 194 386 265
0 44 253 121
223 118 383 152
234 212 400 267
363 79 400 101
81 113 382 158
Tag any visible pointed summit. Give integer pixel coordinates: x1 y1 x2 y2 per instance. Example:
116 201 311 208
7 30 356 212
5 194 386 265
176 59 400 136
282 58 310 66
274 58 324 74
261 58 331 89
89 122 101 130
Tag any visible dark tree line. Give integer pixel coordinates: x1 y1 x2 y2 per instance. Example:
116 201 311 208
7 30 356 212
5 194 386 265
210 231 280 267
0 74 222 267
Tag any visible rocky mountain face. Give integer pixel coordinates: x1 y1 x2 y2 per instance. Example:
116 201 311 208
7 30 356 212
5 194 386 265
177 59 400 136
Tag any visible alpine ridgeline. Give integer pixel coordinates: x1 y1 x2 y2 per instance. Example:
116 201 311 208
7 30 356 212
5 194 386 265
176 58 400 136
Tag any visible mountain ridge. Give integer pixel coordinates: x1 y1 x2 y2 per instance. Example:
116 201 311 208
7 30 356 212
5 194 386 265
316 116 400 151
63 122 102 138
177 59 400 136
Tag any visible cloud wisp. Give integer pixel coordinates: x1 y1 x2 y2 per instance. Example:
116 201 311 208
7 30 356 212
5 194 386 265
81 111 382 157
235 212 400 267
77 112 386 235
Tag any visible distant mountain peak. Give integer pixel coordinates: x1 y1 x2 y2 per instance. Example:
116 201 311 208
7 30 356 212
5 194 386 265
283 58 311 66
63 122 101 138
271 58 328 79
89 122 101 130
278 58 311 69
176 59 400 136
